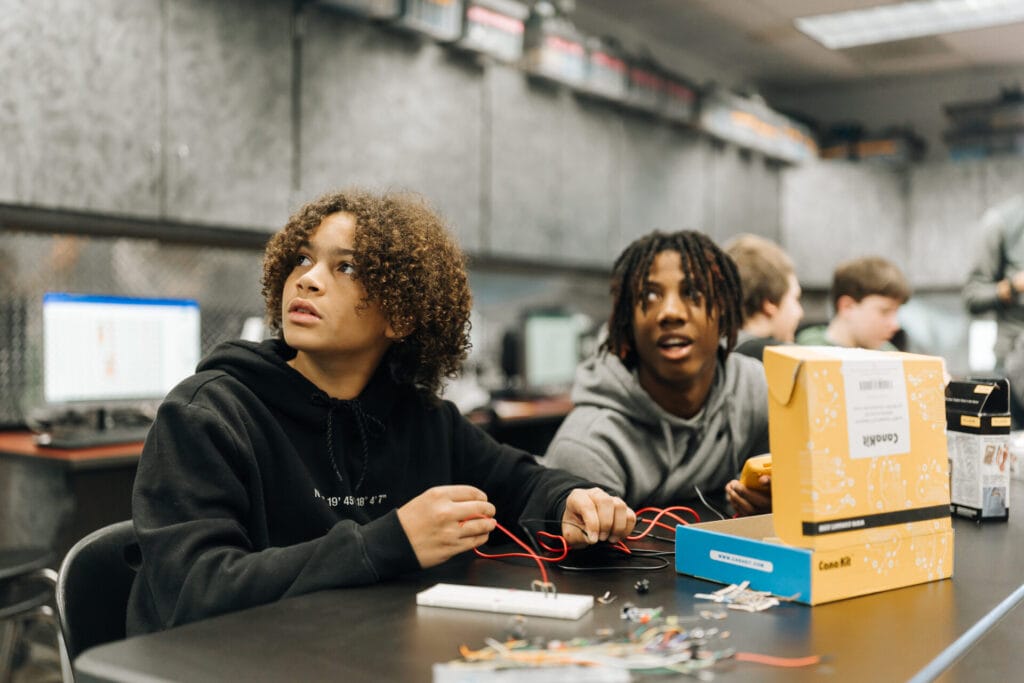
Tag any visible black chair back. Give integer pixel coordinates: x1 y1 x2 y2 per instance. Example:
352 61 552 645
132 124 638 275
55 521 138 663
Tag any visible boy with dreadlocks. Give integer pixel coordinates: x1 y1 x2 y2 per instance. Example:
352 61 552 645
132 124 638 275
127 189 635 635
545 230 771 517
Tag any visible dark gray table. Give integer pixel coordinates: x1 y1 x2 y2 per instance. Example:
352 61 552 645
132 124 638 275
75 492 1024 683
934 590 1024 682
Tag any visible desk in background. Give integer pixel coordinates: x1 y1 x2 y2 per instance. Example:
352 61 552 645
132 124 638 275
0 432 140 559
75 487 1024 683
468 396 574 455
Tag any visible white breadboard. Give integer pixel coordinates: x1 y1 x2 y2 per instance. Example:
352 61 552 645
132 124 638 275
415 583 594 620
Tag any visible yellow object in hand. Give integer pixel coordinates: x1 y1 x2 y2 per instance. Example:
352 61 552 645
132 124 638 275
740 454 772 490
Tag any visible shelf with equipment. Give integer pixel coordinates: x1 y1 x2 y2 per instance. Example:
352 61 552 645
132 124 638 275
315 0 402 19
315 0 815 164
698 87 818 164
457 0 529 63
944 87 1024 160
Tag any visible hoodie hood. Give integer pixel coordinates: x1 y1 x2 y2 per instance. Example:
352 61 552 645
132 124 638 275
199 338 399 429
546 347 770 509
198 338 398 492
570 348 729 430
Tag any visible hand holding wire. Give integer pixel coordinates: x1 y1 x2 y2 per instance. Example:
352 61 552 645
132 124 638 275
561 488 636 548
397 485 496 569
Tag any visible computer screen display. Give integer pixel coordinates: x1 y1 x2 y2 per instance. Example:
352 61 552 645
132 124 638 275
43 292 201 404
521 311 581 393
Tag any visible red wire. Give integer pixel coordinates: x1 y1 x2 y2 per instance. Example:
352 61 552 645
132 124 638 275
627 506 700 541
463 515 568 585
465 506 696 581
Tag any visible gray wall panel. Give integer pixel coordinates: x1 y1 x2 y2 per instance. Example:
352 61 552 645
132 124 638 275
487 66 564 258
165 0 293 230
0 0 162 215
557 97 618 265
618 118 706 253
301 10 483 250
707 145 781 245
907 160 986 287
0 1 798 272
707 143 744 242
781 160 907 287
982 156 1024 210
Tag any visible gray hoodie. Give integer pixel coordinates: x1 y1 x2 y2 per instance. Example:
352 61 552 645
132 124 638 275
544 349 770 510
963 194 1024 365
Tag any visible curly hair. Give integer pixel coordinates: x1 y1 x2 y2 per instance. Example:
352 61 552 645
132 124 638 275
723 233 796 322
261 189 472 396
603 230 743 369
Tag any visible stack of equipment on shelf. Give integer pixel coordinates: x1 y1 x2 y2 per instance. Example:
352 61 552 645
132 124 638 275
943 86 1024 159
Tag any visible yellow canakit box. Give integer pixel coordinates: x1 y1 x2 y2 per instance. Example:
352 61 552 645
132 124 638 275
676 346 953 604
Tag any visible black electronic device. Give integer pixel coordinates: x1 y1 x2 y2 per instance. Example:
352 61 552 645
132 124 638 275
500 308 581 397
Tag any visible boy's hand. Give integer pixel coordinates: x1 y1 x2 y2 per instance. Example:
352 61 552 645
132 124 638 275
725 476 772 516
561 488 636 548
397 485 496 568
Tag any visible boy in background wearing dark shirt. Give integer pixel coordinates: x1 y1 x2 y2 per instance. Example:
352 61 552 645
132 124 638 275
724 233 804 362
127 189 635 635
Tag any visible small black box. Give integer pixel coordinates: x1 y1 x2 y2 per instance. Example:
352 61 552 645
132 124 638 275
946 378 1011 521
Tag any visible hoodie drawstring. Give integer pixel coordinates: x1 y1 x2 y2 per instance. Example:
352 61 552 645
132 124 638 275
661 421 676 466
312 394 384 494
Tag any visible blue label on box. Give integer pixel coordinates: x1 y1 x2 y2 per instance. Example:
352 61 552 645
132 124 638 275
675 524 813 602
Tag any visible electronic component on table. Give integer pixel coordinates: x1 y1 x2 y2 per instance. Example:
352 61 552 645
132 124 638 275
740 454 772 490
416 583 594 620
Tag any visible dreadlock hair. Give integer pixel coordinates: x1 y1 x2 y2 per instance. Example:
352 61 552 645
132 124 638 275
603 230 743 370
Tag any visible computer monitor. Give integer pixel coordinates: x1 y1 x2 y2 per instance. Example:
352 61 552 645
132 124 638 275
519 309 581 395
42 292 201 405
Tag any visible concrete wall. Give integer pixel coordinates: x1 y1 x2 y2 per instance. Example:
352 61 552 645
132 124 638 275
0 0 783 269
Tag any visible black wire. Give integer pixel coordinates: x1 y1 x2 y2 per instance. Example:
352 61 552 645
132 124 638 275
629 548 675 558
557 556 670 572
518 518 587 555
517 518 676 572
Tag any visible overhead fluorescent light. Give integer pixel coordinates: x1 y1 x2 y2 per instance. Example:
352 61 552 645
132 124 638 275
795 0 1024 50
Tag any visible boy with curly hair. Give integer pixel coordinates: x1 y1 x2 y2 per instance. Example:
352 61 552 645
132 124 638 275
127 189 634 635
545 230 771 517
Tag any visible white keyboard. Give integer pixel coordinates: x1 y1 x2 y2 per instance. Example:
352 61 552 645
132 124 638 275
416 583 594 620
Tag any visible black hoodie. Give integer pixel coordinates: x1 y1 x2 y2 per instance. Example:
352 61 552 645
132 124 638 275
126 339 589 635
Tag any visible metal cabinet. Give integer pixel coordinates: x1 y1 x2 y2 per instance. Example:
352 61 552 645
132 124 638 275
707 144 781 245
617 119 706 252
781 160 907 287
0 0 291 231
300 8 484 251
0 0 162 217
907 160 986 287
163 0 292 230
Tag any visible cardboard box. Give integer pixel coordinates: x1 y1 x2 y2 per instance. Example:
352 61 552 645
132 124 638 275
676 346 953 604
675 514 952 605
946 378 1011 521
